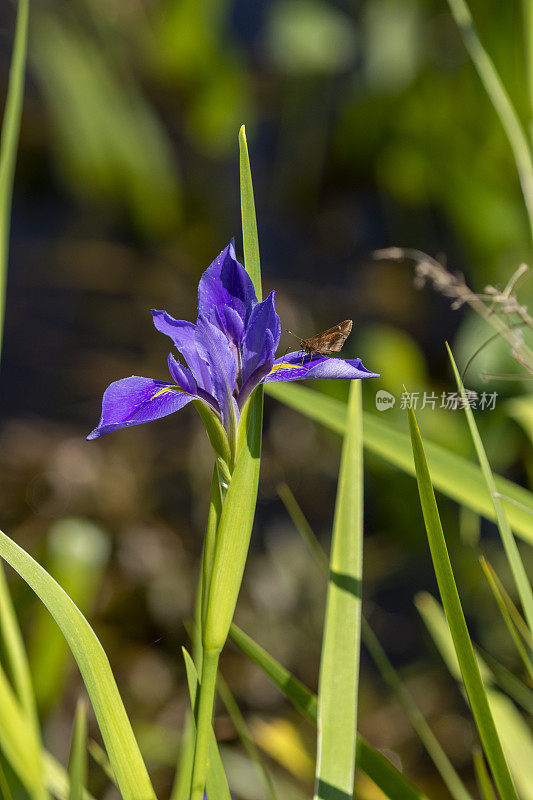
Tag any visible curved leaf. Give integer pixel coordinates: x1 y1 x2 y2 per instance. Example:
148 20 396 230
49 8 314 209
265 383 533 543
0 529 155 800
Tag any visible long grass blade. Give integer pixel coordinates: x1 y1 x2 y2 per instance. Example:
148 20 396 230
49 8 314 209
278 478 473 800
0 663 46 800
0 762 12 800
487 578 533 649
0 528 156 800
0 665 94 800
0 686 95 800
229 623 317 719
43 751 96 800
182 649 231 800
228 624 429 800
473 749 497 800
448 346 533 636
446 0 533 242
0 0 29 355
217 673 278 800
362 619 474 800
355 740 430 800
315 380 363 800
416 593 533 800
407 403 518 800
264 383 533 544
0 564 39 734
171 711 195 800
276 483 329 573
477 647 533 715
479 557 533 682
87 740 116 784
68 699 87 800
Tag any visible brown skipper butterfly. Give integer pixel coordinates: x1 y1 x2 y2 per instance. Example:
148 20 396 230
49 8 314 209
287 320 353 358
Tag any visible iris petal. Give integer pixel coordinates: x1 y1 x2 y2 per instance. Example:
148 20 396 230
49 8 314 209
151 310 213 394
86 377 194 439
90 244 378 444
195 315 237 431
167 354 197 394
241 291 280 383
264 352 379 383
237 330 275 408
197 241 257 330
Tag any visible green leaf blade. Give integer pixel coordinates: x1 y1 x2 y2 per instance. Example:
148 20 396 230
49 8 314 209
0 564 39 739
315 380 363 799
479 557 533 682
362 619 474 800
447 345 533 636
0 529 155 800
182 649 231 800
229 624 429 800
204 390 263 652
0 664 47 800
446 0 533 243
407 405 518 800
217 673 279 800
416 593 533 800
239 125 261 300
264 382 533 543
68 699 87 800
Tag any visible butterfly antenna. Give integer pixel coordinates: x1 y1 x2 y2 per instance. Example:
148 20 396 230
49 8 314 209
285 329 301 340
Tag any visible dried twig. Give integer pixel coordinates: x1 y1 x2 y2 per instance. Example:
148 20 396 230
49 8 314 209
374 248 533 375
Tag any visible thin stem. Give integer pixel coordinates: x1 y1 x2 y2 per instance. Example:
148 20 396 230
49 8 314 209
0 0 29 358
362 619 474 800
190 648 220 800
278 480 473 800
447 0 533 244
217 673 279 800
480 557 533 677
380 247 533 374
524 0 533 140
277 482 329 574
473 748 497 800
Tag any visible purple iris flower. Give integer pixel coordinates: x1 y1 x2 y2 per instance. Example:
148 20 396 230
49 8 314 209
87 242 378 441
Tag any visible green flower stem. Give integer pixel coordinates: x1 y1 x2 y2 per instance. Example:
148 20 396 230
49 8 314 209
190 454 233 799
201 467 224 627
190 647 220 800
192 401 232 471
202 390 262 652
188 126 264 800
190 390 262 798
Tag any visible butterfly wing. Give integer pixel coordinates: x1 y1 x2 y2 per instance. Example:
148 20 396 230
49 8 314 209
311 320 353 354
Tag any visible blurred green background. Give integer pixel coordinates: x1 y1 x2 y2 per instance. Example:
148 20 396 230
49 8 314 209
0 0 532 797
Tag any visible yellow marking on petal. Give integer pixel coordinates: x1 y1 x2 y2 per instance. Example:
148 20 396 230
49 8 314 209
269 363 307 373
149 385 186 401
